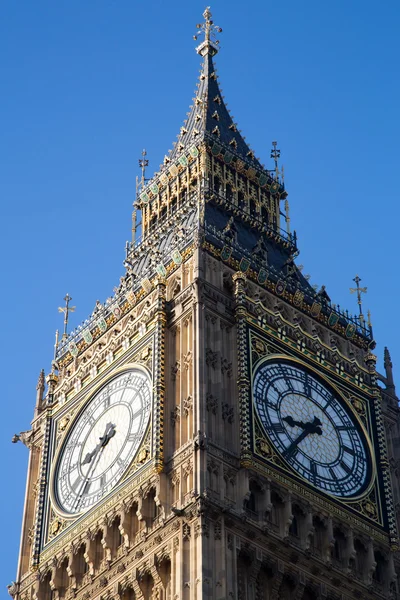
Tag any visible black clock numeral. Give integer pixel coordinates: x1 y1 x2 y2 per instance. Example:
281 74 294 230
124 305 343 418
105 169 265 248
310 461 317 485
104 396 110 409
328 467 338 481
117 457 127 469
303 373 313 398
339 460 352 475
283 445 299 461
342 445 355 457
270 423 286 434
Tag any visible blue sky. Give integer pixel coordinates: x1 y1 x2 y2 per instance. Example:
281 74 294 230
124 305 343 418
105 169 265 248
2 0 400 587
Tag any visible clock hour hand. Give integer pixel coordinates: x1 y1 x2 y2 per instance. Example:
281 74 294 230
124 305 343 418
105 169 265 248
283 415 306 428
283 415 323 435
81 423 116 466
282 416 323 458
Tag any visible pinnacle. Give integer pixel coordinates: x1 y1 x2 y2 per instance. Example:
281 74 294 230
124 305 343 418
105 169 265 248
36 368 45 390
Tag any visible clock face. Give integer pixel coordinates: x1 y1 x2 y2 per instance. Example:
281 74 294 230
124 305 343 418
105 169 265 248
253 359 371 498
54 368 151 515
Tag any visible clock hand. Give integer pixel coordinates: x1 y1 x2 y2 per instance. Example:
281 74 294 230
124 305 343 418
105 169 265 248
81 423 116 465
283 415 305 428
282 415 323 458
75 423 116 510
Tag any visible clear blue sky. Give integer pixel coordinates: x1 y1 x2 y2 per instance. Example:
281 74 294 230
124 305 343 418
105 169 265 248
2 0 399 588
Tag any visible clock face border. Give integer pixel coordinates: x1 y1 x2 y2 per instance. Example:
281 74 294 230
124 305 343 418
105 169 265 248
49 364 152 519
250 352 377 503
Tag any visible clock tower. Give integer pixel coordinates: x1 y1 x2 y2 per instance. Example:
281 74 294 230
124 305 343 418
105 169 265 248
9 7 400 600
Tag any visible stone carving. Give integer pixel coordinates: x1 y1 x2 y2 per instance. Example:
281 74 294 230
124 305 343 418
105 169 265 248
183 395 193 416
206 393 218 415
222 403 234 423
205 348 218 369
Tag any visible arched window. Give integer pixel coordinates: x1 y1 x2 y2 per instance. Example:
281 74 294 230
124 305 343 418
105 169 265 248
373 550 386 584
332 528 346 563
226 183 233 202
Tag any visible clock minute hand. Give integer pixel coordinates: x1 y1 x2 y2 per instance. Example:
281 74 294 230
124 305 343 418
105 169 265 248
75 423 116 510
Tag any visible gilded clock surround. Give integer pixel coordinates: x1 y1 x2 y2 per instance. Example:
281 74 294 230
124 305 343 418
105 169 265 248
245 327 387 533
49 364 153 519
252 354 375 500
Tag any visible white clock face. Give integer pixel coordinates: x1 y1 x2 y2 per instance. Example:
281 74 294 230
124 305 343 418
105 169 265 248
55 369 151 515
253 359 371 498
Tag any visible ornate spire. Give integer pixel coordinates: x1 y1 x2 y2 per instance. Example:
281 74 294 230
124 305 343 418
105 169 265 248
384 346 395 393
166 8 264 171
36 368 45 392
35 369 45 417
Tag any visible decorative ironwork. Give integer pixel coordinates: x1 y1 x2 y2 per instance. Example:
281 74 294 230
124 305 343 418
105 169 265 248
350 274 367 323
194 7 222 55
58 294 76 340
138 149 149 190
270 141 281 180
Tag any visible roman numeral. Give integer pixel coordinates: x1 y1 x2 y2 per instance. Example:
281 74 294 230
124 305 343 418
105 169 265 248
104 396 110 409
303 374 312 397
270 423 286 434
283 445 299 461
329 467 338 481
128 433 140 442
100 475 106 488
71 476 83 492
339 460 352 475
310 461 317 484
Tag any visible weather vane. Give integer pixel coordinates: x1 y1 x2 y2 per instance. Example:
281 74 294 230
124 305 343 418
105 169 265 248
58 293 76 340
193 7 222 55
271 141 281 179
350 275 367 325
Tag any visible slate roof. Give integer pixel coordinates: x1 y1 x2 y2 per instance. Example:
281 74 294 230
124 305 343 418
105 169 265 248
166 44 265 171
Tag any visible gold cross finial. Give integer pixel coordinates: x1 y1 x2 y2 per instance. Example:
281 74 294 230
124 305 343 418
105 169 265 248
349 275 367 320
194 7 222 56
58 293 76 340
138 149 149 190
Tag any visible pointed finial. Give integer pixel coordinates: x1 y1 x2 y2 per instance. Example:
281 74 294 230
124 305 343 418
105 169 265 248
53 329 59 360
58 295 76 340
284 198 290 235
384 346 395 391
194 7 222 56
349 275 367 322
270 141 281 179
36 369 45 394
138 149 149 190
384 346 392 367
